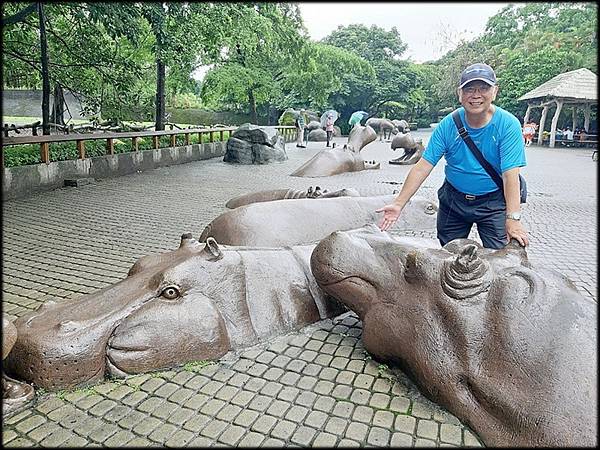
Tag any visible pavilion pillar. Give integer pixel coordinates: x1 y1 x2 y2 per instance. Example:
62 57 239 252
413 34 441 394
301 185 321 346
523 104 532 124
549 100 563 148
537 105 549 145
572 106 577 131
584 103 591 131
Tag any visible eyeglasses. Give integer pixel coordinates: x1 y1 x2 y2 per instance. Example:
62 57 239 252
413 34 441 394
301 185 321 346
462 84 493 95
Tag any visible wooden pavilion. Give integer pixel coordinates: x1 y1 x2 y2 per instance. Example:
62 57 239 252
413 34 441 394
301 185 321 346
518 68 597 147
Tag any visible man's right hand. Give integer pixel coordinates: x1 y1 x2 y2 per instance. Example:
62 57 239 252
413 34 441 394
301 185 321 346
376 204 403 231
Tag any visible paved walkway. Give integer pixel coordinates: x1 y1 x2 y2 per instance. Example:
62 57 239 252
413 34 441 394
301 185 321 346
2 131 597 447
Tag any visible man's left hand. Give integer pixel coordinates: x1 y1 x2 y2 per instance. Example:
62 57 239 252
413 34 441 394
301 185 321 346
506 219 529 247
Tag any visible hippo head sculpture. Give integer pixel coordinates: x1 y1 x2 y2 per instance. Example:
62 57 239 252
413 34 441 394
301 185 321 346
310 225 597 447
6 235 341 390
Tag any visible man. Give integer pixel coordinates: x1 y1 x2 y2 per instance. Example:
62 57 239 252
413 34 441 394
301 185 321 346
296 109 307 148
378 63 529 248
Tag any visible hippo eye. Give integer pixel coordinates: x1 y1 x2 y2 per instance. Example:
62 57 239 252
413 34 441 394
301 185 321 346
160 286 180 300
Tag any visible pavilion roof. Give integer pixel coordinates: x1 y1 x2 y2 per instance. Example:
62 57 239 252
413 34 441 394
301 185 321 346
517 68 597 102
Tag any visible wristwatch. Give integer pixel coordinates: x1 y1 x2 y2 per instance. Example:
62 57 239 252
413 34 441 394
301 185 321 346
506 212 521 221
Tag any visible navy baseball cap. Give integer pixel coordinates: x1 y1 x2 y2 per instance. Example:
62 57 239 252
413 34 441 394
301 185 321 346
459 63 497 88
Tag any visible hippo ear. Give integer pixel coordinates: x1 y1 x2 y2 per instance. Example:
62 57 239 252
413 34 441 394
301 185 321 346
442 244 491 299
179 233 200 249
203 237 223 261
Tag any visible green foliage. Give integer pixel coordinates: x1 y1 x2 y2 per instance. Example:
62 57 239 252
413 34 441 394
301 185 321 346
183 360 216 373
432 2 597 120
322 24 408 62
3 131 230 167
2 2 596 130
320 23 434 124
200 3 307 121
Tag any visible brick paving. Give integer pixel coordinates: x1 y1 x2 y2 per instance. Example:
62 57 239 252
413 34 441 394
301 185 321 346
2 130 597 447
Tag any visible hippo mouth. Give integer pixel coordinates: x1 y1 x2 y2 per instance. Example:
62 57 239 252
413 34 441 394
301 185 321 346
106 338 153 377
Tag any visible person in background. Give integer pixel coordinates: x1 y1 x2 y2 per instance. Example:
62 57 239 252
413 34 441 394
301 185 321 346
563 126 574 146
522 120 536 146
377 62 528 249
296 109 307 148
555 127 563 144
325 114 335 147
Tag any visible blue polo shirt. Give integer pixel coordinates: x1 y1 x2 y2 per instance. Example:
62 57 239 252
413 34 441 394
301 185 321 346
422 106 526 195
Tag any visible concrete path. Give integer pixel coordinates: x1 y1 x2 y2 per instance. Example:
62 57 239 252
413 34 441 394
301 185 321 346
2 131 596 447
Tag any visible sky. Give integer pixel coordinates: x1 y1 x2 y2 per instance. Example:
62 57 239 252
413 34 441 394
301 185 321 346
298 2 510 63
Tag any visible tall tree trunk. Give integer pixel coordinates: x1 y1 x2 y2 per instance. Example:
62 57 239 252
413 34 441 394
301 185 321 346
50 83 65 126
38 2 51 135
155 59 166 131
248 88 257 125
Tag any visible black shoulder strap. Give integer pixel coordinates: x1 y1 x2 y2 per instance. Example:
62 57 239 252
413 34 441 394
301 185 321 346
451 110 503 191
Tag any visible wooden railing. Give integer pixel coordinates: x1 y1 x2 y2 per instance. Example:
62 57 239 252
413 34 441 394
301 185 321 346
1 125 297 166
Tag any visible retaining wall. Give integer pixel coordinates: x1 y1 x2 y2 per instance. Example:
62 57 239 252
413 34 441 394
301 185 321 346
3 141 226 200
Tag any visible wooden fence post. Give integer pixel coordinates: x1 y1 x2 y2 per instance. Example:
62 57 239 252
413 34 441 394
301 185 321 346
152 136 159 149
184 133 190 145
132 137 138 152
170 134 176 147
77 140 85 159
106 138 114 155
40 142 50 163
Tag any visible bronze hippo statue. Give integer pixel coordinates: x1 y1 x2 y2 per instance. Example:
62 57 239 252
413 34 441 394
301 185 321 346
365 118 398 141
389 132 425 165
5 235 345 391
310 225 597 447
3 315 35 416
290 124 378 177
392 119 410 133
200 195 438 247
225 187 360 209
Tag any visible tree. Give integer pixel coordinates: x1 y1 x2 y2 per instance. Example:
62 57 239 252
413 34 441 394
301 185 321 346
200 3 307 124
322 24 428 120
2 2 151 125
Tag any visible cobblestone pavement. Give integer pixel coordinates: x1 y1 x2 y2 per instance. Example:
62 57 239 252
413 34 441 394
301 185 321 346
2 130 597 447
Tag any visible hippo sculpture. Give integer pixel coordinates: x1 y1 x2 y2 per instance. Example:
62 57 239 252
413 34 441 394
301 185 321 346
389 132 425 165
392 119 410 133
3 315 35 416
310 225 597 447
225 187 360 209
290 124 378 177
200 195 438 247
365 118 398 141
5 235 345 391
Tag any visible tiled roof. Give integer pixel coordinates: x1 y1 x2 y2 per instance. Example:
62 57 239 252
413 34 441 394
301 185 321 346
518 68 597 102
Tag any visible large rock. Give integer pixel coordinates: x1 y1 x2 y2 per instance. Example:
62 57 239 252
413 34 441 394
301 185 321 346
307 129 327 141
224 123 287 164
306 120 321 131
311 225 597 447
